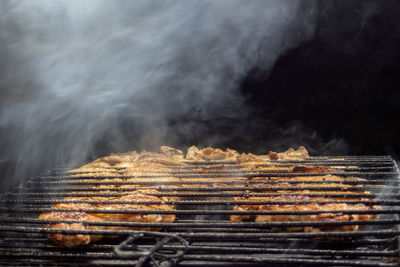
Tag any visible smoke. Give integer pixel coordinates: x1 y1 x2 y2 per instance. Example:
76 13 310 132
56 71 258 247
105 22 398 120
0 0 320 189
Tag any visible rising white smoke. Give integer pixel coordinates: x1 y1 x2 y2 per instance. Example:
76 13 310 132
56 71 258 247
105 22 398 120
0 0 318 189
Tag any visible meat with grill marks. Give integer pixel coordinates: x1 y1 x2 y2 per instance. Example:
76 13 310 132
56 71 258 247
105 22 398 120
288 165 343 173
41 147 184 248
39 189 176 248
231 194 380 232
40 145 381 247
230 175 381 232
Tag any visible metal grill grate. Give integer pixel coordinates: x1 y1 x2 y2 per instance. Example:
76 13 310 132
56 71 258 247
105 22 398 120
0 156 399 266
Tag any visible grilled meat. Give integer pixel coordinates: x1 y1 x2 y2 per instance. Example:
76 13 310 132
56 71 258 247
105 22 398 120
235 153 288 171
39 189 175 247
267 146 309 160
236 153 266 164
41 145 381 247
231 175 380 231
288 165 343 173
185 146 239 161
231 194 379 232
38 210 102 248
42 147 184 247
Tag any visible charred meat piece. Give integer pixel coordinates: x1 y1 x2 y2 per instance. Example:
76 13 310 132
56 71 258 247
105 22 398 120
267 151 279 160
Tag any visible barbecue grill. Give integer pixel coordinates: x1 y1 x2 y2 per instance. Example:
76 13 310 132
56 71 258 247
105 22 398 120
0 156 399 266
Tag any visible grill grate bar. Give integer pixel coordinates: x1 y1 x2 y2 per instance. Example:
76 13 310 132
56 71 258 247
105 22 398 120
54 171 400 179
4 191 399 199
0 250 125 258
0 262 94 267
1 221 400 232
27 180 400 186
1 225 400 238
59 158 395 171
55 165 399 173
66 167 397 176
190 237 399 245
1 245 398 258
19 185 400 191
0 207 395 216
35 175 400 185
0 240 397 257
2 217 400 228
180 255 398 267
0 251 397 267
3 236 396 246
1 199 398 205
179 158 394 164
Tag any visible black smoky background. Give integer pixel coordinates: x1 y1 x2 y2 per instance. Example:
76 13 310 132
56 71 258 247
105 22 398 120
0 0 399 192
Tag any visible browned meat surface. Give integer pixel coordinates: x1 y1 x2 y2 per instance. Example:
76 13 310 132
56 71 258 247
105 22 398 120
236 154 286 171
231 194 380 232
288 165 343 174
231 175 380 231
185 146 239 161
92 190 176 224
64 176 181 192
39 189 176 247
38 205 105 248
68 148 183 174
236 153 266 164
136 151 184 166
267 146 309 160
240 164 286 171
181 177 247 189
70 146 310 174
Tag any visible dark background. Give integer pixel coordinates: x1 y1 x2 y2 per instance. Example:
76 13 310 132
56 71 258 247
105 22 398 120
236 1 400 159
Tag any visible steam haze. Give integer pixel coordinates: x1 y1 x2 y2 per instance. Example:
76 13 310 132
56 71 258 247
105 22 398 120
0 0 319 189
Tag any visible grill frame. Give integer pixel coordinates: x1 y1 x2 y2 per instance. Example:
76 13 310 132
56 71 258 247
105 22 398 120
0 156 399 266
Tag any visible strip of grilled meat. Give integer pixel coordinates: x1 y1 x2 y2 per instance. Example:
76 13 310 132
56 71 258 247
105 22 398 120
231 166 380 232
231 193 379 232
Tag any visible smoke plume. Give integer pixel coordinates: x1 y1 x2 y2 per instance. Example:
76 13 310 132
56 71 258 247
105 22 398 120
0 0 320 189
